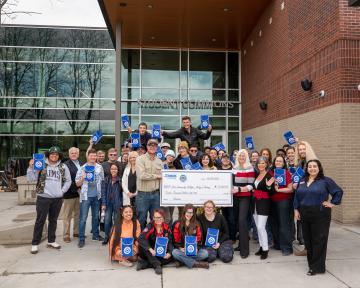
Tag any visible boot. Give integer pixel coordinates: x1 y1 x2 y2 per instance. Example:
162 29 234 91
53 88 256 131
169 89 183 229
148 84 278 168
260 250 268 260
255 247 263 256
193 261 209 269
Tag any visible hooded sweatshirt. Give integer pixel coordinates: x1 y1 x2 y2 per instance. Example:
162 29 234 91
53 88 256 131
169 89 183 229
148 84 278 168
27 159 71 198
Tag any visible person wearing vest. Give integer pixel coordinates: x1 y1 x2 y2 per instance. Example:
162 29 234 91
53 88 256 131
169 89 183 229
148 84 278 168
63 147 83 243
27 146 71 254
76 148 105 248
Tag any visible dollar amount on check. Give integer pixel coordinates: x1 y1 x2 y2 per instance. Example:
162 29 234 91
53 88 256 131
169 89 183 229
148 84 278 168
160 170 233 207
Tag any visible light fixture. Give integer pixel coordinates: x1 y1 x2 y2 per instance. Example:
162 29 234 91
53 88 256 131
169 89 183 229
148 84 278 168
150 36 155 40
146 4 153 8
119 2 127 7
301 79 312 91
259 101 268 110
319 90 325 97
223 7 229 12
357 84 360 91
211 38 217 42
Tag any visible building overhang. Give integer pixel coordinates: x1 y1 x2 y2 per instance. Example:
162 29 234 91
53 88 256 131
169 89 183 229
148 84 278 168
98 0 271 50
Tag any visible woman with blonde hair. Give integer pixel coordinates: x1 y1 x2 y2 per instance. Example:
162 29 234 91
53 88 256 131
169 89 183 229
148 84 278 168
294 141 318 169
122 151 139 206
232 149 255 258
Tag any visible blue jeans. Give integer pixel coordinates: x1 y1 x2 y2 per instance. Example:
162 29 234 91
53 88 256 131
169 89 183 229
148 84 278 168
136 191 160 230
172 248 209 268
271 199 293 253
79 197 100 242
104 202 118 240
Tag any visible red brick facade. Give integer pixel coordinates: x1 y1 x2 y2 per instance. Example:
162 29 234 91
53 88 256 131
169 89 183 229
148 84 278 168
242 0 360 130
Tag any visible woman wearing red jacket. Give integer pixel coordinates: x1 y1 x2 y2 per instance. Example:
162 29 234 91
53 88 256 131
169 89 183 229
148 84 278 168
172 204 209 269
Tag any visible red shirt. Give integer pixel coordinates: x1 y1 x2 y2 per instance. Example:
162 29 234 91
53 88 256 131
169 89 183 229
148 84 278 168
270 170 294 202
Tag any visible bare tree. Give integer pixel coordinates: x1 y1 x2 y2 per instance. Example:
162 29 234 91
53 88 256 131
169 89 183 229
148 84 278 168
0 0 40 24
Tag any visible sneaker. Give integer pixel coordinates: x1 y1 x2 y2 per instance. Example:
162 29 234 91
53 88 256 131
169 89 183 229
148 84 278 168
98 235 104 241
78 241 85 248
193 261 209 269
175 261 184 268
119 259 134 267
63 236 71 243
47 242 61 249
102 238 109 246
136 259 150 271
154 266 162 275
30 245 38 254
294 249 307 256
282 250 292 256
73 233 79 238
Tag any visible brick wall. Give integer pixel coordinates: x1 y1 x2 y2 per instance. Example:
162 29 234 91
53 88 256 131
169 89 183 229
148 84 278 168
242 0 360 131
242 103 360 224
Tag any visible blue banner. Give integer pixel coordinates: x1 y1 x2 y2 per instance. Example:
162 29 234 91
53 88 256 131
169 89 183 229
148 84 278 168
180 157 192 170
205 228 219 247
200 115 209 129
212 143 225 152
131 133 140 149
185 235 197 256
152 124 161 139
121 115 130 129
289 166 296 174
156 146 165 160
33 154 44 171
92 130 103 145
274 168 286 186
84 165 95 182
283 130 297 145
245 136 255 150
191 162 202 170
121 237 134 257
155 237 168 258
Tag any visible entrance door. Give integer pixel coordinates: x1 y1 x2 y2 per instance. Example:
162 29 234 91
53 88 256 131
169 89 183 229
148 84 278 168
205 130 227 150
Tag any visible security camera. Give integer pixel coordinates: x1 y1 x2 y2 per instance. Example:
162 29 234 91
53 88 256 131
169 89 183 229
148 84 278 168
319 90 325 97
357 84 360 91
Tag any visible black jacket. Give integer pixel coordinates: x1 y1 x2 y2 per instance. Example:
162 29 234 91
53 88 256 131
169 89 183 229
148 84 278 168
197 213 230 245
173 154 198 170
162 126 211 147
138 222 173 253
126 130 153 148
63 159 83 199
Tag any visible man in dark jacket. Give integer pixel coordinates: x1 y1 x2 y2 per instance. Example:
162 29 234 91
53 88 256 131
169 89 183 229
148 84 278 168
161 116 212 147
63 147 83 243
126 122 152 149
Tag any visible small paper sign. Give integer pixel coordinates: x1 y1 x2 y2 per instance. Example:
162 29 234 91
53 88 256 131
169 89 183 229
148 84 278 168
274 168 286 186
121 237 134 257
84 165 95 182
212 143 225 152
155 237 168 258
92 130 103 145
292 167 305 183
180 157 192 170
191 162 202 170
200 115 209 129
33 154 44 171
156 146 165 160
121 115 130 129
152 124 161 139
185 235 197 256
205 228 219 247
283 131 296 145
131 133 140 149
289 166 296 174
245 136 255 150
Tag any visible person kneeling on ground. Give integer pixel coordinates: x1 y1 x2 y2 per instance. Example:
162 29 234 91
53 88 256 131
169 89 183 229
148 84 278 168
172 204 209 269
109 206 141 267
198 200 234 263
137 209 173 274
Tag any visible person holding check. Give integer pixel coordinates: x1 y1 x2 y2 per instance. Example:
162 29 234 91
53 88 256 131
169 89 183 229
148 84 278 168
137 209 173 275
198 200 233 263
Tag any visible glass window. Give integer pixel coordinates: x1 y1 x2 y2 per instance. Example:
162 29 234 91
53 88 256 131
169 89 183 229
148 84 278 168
100 121 115 135
189 52 225 89
140 116 180 130
121 49 140 87
120 101 139 115
228 90 239 102
56 121 99 135
228 103 239 116
142 50 179 88
141 88 179 100
121 88 140 100
228 132 240 153
228 53 239 89
228 117 240 130
209 117 226 130
180 51 188 89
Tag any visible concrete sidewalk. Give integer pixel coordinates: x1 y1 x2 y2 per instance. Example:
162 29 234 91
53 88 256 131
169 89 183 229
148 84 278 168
0 192 359 288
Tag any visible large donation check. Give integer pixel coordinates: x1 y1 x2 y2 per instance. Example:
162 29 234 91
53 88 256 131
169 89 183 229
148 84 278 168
160 170 233 207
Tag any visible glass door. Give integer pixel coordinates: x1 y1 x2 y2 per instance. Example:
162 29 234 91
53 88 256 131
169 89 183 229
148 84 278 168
205 130 227 150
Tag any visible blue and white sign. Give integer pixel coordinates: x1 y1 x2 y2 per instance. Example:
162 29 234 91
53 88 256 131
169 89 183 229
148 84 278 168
121 237 134 257
33 154 44 171
84 165 95 182
185 236 197 256
180 157 193 170
292 167 305 183
152 124 161 139
245 136 255 150
163 164 169 170
212 143 226 152
191 162 202 170
155 237 168 258
121 115 130 129
131 133 140 149
205 228 219 247
156 146 165 160
92 130 103 145
283 131 297 145
200 115 209 129
274 168 286 186
289 166 296 175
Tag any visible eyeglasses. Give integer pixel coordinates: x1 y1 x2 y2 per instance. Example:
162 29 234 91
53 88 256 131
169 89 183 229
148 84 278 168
185 211 194 215
153 217 163 220
190 150 198 152
109 154 117 156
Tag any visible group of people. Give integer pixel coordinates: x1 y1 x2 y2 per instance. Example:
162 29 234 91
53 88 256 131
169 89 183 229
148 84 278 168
26 116 343 276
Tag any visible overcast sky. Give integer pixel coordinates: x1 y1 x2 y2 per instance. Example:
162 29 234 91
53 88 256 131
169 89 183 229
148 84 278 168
3 0 106 27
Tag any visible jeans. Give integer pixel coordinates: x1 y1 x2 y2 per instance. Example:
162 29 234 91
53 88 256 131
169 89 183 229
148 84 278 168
172 248 209 268
104 202 118 240
79 197 100 242
136 191 160 230
32 196 63 245
270 200 293 253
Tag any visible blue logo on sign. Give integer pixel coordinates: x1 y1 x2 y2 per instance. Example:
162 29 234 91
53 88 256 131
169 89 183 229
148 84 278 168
180 175 187 182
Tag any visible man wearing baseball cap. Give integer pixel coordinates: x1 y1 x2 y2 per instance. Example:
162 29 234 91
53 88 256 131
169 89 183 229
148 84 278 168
27 146 71 254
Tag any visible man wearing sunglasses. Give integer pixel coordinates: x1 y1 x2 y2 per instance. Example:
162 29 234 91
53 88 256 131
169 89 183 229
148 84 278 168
136 139 163 230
